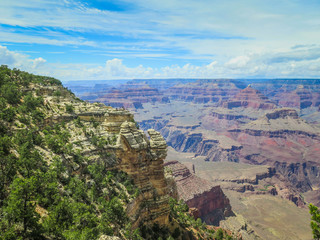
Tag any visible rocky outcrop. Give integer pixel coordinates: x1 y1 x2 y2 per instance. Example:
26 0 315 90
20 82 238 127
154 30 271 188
210 111 256 121
273 161 320 193
112 122 170 226
276 86 320 109
265 108 299 119
164 161 232 225
222 85 276 110
41 89 171 227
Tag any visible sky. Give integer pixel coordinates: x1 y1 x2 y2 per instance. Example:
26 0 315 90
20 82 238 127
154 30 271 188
0 0 319 80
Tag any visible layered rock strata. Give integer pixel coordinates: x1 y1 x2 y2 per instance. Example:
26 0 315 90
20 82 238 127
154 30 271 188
225 108 320 205
222 85 276 110
164 161 232 225
251 79 320 109
116 122 170 226
165 79 245 104
96 83 169 109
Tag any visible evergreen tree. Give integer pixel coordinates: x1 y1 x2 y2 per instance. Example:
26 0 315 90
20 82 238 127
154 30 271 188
310 203 320 239
3 176 42 239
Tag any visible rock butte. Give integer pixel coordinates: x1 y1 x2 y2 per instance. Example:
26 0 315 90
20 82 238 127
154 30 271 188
164 161 232 225
222 85 276 110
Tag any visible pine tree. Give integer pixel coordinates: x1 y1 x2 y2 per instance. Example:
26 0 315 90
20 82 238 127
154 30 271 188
309 203 320 239
3 176 42 238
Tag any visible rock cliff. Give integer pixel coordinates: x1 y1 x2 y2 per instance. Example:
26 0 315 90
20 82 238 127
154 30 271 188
33 82 172 227
116 123 170 226
164 161 232 225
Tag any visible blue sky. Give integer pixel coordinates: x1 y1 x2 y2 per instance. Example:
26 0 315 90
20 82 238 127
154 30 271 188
0 0 320 80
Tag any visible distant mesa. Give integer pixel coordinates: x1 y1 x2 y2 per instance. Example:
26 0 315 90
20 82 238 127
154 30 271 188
241 108 319 134
165 79 246 104
251 79 320 110
276 85 320 109
222 85 277 110
96 83 170 109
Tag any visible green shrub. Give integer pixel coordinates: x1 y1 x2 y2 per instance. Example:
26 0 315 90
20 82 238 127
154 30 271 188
65 104 74 114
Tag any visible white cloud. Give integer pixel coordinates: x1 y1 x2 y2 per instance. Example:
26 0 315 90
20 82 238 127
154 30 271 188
105 58 125 76
1 0 320 63
225 56 250 69
32 57 47 69
0 44 320 80
0 46 48 72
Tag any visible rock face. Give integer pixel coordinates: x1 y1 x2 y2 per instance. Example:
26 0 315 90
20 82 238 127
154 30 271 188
116 122 170 226
227 108 320 166
265 108 299 119
158 127 242 162
222 85 276 110
200 109 258 132
40 86 171 227
164 161 232 225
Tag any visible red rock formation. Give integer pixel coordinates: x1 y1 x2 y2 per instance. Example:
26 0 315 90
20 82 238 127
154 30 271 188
221 108 320 206
222 85 276 110
251 80 320 109
165 79 245 104
96 83 169 109
276 86 320 109
228 109 320 165
164 161 232 225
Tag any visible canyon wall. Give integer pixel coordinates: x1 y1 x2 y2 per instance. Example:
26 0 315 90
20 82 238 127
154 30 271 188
164 161 232 225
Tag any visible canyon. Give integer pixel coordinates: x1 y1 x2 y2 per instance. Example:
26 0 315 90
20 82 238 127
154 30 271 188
65 78 320 239
2 67 242 239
